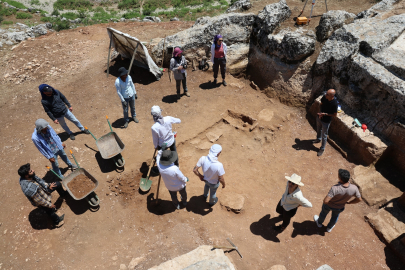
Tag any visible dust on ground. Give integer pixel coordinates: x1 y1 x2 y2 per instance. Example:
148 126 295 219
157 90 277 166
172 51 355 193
0 15 403 270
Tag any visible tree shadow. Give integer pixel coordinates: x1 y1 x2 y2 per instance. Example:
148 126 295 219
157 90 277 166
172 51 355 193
186 195 213 216
146 193 176 215
57 131 84 142
199 81 220 90
111 118 127 129
28 208 54 230
291 220 325 238
250 214 282 242
162 94 178 104
291 138 319 152
106 57 158 85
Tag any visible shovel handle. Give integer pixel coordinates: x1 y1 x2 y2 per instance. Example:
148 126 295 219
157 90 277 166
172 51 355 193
69 150 80 169
146 149 158 178
85 126 97 141
155 174 161 204
106 116 113 132
46 166 63 180
212 246 236 250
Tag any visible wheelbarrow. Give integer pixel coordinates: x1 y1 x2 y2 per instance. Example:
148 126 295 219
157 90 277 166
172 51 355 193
86 116 125 168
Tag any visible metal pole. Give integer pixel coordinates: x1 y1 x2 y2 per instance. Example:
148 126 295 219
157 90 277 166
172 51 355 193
155 174 161 205
128 42 140 75
308 0 316 24
46 166 63 180
161 35 166 68
69 150 80 169
325 0 328 12
106 36 112 78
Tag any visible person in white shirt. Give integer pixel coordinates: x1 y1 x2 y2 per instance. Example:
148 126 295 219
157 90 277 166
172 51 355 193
156 148 188 209
115 67 138 128
274 174 312 233
193 144 225 206
151 106 180 166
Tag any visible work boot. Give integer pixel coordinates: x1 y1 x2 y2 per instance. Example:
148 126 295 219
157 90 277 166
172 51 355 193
69 134 75 140
213 78 217 85
83 129 90 135
222 80 227 86
317 149 324 157
313 215 322 228
313 139 321 143
55 214 65 228
69 164 78 171
184 92 190 97
123 121 129 128
133 117 139 123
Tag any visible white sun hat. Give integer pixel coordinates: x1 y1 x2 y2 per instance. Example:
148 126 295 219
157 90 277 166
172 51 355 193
285 173 304 186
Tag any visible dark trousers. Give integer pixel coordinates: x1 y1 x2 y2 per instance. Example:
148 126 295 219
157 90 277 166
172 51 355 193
40 181 66 224
213 57 226 80
175 74 188 94
276 199 298 228
169 186 187 207
157 139 179 166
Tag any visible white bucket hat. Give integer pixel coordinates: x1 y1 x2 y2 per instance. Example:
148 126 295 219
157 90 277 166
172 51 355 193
151 105 162 116
285 173 304 186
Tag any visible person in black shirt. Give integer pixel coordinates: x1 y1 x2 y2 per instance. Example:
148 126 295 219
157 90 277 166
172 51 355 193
314 89 338 156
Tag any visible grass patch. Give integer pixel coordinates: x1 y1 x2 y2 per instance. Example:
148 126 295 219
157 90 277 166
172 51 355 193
2 20 13 24
62 11 79 19
92 9 118 22
40 16 53 22
123 10 141 19
53 0 93 10
16 12 33 19
30 0 41 5
53 19 70 31
4 0 28 9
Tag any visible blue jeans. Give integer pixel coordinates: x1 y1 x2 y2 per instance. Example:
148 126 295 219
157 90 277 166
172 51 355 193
317 203 345 229
122 96 136 122
57 110 85 135
168 186 187 207
204 181 220 205
316 117 331 150
51 149 73 177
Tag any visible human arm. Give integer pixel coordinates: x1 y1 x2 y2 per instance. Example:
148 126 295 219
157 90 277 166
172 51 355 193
297 193 312 208
32 133 54 159
323 194 332 205
176 168 188 184
170 58 179 72
168 116 181 124
223 43 227 59
347 197 362 204
151 127 159 149
41 101 57 121
182 56 187 69
193 165 204 181
58 90 72 108
129 76 137 96
218 175 225 188
115 79 125 103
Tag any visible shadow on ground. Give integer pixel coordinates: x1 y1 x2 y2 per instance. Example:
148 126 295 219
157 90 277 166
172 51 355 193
85 144 117 173
162 94 178 104
250 214 282 242
199 81 220 90
146 193 176 215
111 118 127 129
57 131 84 142
28 208 54 230
186 195 213 216
291 220 325 238
292 138 319 152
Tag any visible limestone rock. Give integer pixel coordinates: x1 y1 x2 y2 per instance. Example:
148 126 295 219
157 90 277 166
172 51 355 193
356 0 400 20
170 17 179 21
206 131 222 143
254 0 291 37
270 266 287 270
144 16 160 22
142 18 154 23
31 24 48 36
120 264 127 270
149 245 235 270
128 257 145 269
258 109 274 122
120 18 125 22
316 10 355 42
184 260 232 270
45 22 52 29
317 265 334 270
16 23 29 29
280 32 315 61
226 0 252 13
0 42 2 48
219 192 245 213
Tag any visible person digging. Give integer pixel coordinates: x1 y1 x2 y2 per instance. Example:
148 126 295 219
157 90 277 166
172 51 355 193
18 163 66 227
32 119 77 178
115 67 139 128
156 147 188 210
273 174 312 233
39 84 90 141
193 144 225 207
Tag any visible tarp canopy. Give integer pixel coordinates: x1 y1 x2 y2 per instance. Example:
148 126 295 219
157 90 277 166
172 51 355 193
107 27 162 80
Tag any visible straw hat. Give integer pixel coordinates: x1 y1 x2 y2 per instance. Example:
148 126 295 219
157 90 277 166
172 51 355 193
285 173 304 186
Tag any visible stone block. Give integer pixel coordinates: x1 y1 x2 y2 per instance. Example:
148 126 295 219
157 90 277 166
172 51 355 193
219 192 245 213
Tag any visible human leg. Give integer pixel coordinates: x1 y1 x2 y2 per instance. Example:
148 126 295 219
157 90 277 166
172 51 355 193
51 154 62 177
169 190 179 208
41 206 61 224
276 199 284 216
316 117 322 141
176 79 181 96
203 182 210 199
317 203 331 225
64 110 84 131
326 207 344 229
128 96 136 118
122 99 129 122
208 182 220 205
320 121 331 151
179 186 187 206
281 207 297 228
169 140 179 166
181 74 188 93
57 149 73 167
213 58 219 80
220 58 226 80
56 114 72 134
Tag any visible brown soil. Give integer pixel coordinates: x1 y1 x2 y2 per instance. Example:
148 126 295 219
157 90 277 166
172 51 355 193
67 174 96 199
0 9 403 270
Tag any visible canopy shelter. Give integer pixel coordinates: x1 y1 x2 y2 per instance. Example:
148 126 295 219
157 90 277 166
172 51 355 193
106 27 163 80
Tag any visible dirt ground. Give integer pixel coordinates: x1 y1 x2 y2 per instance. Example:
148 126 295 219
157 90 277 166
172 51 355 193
1 2 404 269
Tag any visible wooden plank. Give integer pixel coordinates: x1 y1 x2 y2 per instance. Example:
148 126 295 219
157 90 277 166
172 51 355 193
106 36 112 78
128 42 140 75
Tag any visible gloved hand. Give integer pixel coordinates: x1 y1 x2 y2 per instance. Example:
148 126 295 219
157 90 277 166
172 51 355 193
135 94 138 100
122 101 127 108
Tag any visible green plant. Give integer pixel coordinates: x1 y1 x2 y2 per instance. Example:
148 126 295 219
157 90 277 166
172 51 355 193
2 20 13 24
30 0 40 5
4 0 28 9
16 12 33 19
94 6 104 12
118 0 140 9
62 11 79 19
53 0 93 10
123 10 141 19
53 19 70 31
0 15 3 23
40 10 48 15
40 16 53 22
78 8 87 18
52 9 60 16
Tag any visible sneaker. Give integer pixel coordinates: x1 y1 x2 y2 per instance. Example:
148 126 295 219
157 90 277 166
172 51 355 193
209 197 218 207
83 129 90 135
133 117 139 123
69 134 75 140
213 78 217 84
317 149 324 157
184 92 190 97
326 225 335 233
313 215 322 228
177 94 181 100
313 139 321 143
223 80 227 86
273 225 286 232
69 164 78 170
54 214 65 228
123 121 129 128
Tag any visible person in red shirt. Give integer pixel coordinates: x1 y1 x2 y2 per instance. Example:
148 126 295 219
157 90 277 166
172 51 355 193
210 35 228 86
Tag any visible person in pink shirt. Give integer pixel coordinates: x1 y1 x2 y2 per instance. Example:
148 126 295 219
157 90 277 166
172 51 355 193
210 34 228 86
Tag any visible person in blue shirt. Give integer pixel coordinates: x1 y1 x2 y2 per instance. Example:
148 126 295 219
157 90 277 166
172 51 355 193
115 67 138 128
32 119 77 177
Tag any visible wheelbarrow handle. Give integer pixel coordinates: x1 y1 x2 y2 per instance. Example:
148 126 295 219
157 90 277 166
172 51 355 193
69 150 81 169
85 126 97 141
106 116 113 132
45 166 63 180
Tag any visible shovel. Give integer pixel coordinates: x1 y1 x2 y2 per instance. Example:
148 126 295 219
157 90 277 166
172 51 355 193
140 149 157 192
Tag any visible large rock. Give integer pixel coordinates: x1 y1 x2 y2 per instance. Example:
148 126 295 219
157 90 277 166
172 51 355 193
226 0 252 13
279 31 315 61
253 0 291 37
2 31 27 42
31 24 48 36
219 192 245 213
151 12 255 75
315 10 355 42
355 0 400 20
149 245 235 270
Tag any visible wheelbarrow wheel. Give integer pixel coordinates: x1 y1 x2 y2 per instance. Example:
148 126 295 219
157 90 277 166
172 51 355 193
115 157 125 168
87 193 100 207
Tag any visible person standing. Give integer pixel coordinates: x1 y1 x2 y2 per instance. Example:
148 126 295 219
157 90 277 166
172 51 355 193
32 119 77 178
150 106 180 166
39 84 90 141
170 47 190 100
115 67 138 128
314 89 338 156
314 169 362 233
18 163 66 227
156 147 188 210
193 144 225 206
274 174 312 232
210 34 228 86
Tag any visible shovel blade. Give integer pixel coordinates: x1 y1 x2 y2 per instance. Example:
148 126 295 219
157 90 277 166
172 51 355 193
140 177 153 192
